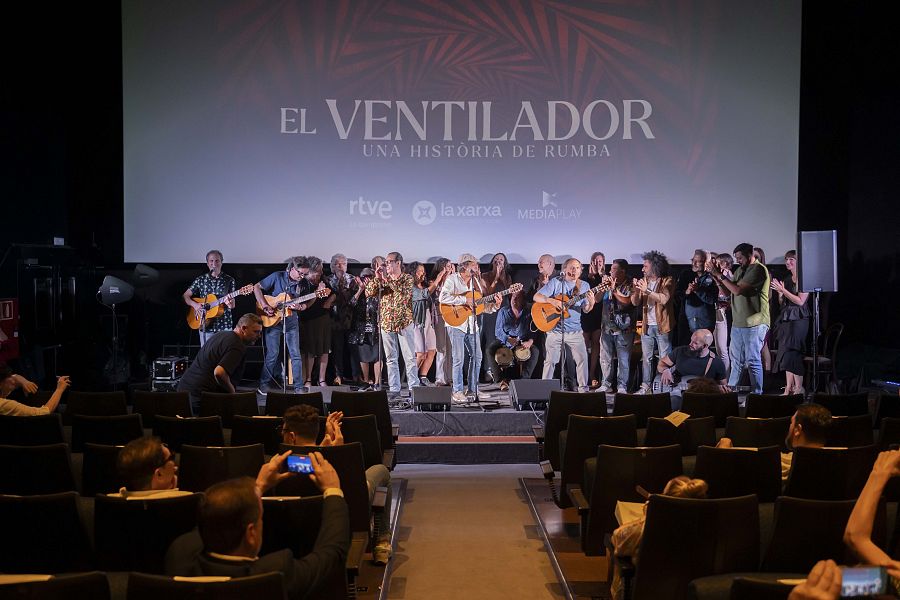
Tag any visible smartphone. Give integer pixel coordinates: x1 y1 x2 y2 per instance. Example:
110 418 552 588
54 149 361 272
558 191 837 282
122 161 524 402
840 566 887 597
286 454 313 474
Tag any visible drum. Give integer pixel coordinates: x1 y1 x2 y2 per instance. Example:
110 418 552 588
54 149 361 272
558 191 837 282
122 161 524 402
494 346 514 368
514 345 532 363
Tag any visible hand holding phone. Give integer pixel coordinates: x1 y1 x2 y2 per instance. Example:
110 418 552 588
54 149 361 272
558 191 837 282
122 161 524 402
286 454 314 474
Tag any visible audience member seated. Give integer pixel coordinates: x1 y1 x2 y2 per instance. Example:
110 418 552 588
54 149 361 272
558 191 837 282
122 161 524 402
111 436 192 499
655 329 727 408
165 451 350 600
719 402 831 481
788 559 842 600
0 366 70 416
610 476 708 600
844 449 900 587
281 404 393 564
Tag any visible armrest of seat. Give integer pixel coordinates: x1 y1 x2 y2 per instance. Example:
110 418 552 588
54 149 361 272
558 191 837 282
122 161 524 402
345 532 368 577
382 449 396 470
539 460 554 480
568 487 590 516
372 486 388 512
532 424 545 443
391 424 399 442
605 533 636 600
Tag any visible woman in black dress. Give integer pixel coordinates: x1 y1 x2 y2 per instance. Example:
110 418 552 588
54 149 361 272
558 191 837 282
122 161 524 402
350 268 382 389
582 251 606 387
771 250 810 395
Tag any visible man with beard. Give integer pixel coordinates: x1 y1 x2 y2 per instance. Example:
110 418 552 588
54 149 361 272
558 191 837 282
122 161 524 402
178 313 263 411
655 329 727 408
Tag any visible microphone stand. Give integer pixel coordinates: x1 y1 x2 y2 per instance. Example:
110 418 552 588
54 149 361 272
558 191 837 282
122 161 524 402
376 271 386 397
810 288 821 397
557 274 567 392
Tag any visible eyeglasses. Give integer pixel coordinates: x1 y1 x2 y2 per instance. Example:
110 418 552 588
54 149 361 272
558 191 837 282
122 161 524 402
385 259 400 264
156 443 176 469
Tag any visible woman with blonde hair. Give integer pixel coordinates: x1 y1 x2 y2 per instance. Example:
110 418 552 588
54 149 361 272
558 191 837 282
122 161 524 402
610 476 708 599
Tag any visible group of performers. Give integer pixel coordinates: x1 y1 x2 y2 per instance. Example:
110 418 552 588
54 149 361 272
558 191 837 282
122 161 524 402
181 245 810 404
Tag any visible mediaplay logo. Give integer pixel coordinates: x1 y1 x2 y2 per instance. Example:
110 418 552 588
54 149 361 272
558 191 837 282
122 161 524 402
412 200 436 226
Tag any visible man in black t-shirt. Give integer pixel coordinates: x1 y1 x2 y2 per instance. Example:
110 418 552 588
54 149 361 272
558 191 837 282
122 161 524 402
656 329 727 407
178 313 263 411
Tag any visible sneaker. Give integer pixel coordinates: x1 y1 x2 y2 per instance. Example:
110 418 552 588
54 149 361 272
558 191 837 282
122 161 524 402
634 383 651 395
373 539 393 565
256 387 268 396
387 391 401 401
451 391 468 404
596 384 612 393
419 376 432 386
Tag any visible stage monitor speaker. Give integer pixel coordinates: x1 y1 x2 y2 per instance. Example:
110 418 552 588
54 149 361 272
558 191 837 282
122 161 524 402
411 386 451 412
798 230 838 292
510 378 559 411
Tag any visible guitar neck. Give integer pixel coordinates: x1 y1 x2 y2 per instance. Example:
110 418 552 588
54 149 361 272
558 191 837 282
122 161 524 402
281 291 319 308
474 284 521 306
566 283 608 307
208 290 237 309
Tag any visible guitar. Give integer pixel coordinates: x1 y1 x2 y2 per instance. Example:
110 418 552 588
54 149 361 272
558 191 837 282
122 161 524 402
531 281 610 332
439 283 523 327
186 284 254 330
256 288 331 328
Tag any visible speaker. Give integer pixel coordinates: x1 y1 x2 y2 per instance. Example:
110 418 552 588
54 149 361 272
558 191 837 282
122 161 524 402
510 378 559 411
97 276 135 306
798 230 838 292
411 386 452 412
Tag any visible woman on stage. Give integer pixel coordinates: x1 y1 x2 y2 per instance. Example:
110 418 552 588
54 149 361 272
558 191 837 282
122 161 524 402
408 262 437 385
582 251 606 388
771 250 810 395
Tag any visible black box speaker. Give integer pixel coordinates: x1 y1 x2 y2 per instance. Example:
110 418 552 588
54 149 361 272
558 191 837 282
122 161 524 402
510 378 559 411
411 386 452 411
798 230 838 292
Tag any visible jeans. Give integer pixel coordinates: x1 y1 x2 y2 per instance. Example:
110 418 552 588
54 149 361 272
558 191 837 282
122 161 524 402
381 324 419 393
600 330 635 391
728 324 769 394
542 330 589 391
448 327 482 393
641 324 671 385
714 310 730 378
261 316 304 391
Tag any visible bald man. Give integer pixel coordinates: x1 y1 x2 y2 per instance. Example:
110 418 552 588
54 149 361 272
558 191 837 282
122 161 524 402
656 328 727 407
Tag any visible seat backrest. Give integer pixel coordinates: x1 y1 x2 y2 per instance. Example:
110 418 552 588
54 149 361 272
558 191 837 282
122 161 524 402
198 391 259 427
812 392 869 417
178 444 265 493
277 442 371 534
132 390 192 426
153 415 225 451
64 390 128 421
784 445 878 500
826 414 874 448
875 394 900 428
725 416 791 451
330 390 394 453
82 443 125 496
727 577 794 600
632 494 760 600
645 416 717 456
94 492 203 573
340 414 383 470
744 394 803 419
612 392 672 428
878 417 900 450
264 391 326 416
0 413 65 445
0 443 76 495
681 392 739 427
543 391 608 471
0 571 111 600
583 444 682 555
71 413 145 452
0 491 94 572
261 495 324 557
558 415 638 508
693 445 782 502
230 415 283 455
126 572 285 600
760 496 856 572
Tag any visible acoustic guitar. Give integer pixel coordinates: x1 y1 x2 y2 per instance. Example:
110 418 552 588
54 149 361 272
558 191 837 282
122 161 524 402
439 283 523 327
186 284 254 330
531 281 610 332
256 288 331 328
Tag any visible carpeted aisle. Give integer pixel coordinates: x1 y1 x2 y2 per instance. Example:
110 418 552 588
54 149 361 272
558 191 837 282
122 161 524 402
388 464 565 599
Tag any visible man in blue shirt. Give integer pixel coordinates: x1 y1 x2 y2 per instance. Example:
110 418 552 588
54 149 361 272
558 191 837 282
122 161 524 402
533 258 597 392
253 257 313 393
486 291 539 391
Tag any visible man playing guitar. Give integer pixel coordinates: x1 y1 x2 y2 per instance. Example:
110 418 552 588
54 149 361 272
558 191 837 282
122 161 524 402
182 250 236 346
254 256 312 393
533 258 596 392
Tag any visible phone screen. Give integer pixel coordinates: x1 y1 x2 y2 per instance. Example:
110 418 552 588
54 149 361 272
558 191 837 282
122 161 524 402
286 454 313 474
840 566 887 597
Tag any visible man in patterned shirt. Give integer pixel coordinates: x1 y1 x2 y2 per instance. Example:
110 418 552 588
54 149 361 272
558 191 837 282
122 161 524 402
183 250 236 346
364 251 419 399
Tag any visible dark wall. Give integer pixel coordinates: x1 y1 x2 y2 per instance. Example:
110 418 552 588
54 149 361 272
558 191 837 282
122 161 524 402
1 3 897 386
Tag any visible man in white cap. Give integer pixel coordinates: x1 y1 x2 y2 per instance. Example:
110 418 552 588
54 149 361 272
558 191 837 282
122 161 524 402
439 254 502 404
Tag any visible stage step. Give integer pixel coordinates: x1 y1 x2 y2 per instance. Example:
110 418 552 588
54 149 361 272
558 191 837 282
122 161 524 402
396 435 539 464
